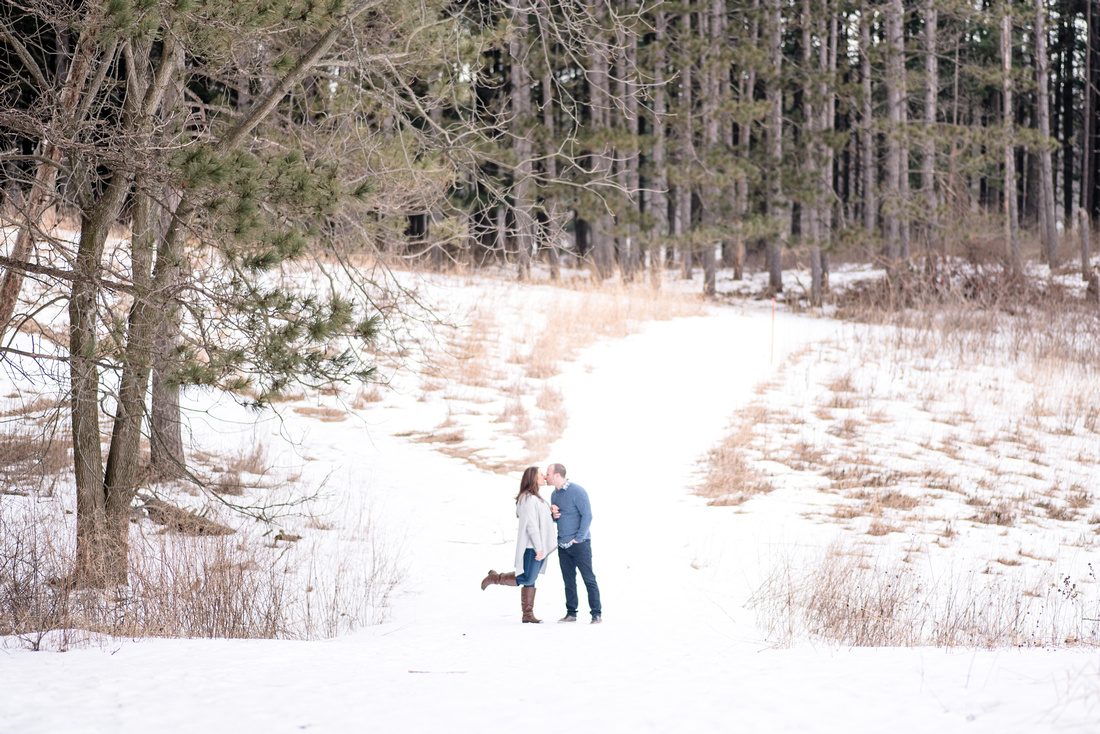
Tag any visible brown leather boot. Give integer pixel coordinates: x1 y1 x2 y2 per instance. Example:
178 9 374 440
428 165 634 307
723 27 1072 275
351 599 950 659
481 571 519 590
521 586 542 623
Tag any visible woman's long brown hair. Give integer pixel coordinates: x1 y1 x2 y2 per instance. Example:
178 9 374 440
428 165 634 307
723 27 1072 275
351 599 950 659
515 466 544 503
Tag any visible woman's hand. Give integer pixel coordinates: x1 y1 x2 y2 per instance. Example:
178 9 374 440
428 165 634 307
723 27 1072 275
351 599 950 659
535 551 545 561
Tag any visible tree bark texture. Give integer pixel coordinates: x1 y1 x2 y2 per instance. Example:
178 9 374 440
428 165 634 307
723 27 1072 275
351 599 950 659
587 0 615 279
922 1 939 253
1002 4 1021 269
650 10 669 287
511 0 534 281
1035 0 1059 266
860 6 876 236
766 0 785 290
884 0 903 262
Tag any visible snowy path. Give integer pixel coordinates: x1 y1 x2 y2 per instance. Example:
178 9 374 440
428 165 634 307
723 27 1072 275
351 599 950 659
2 304 1098 733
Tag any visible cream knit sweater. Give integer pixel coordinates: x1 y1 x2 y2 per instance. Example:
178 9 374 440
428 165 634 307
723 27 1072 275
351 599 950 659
514 494 555 576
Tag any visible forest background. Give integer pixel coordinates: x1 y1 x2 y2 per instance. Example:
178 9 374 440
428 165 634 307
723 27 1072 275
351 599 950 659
1 0 1100 617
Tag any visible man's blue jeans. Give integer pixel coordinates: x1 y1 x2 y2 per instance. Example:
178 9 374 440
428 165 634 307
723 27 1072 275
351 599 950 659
515 548 544 586
558 540 601 617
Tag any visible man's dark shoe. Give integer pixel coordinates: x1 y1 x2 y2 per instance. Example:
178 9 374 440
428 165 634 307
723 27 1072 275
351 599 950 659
590 615 602 624
558 614 577 623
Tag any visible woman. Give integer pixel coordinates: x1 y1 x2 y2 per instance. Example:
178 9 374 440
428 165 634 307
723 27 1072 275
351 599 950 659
480 466 555 623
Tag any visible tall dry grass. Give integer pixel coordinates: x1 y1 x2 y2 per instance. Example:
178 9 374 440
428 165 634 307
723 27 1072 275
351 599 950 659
0 501 402 648
728 320 1100 648
750 542 1100 648
298 529 404 638
0 422 402 648
695 408 774 506
419 276 705 472
701 239 1100 649
0 502 288 647
519 279 706 377
835 250 1100 373
0 407 69 497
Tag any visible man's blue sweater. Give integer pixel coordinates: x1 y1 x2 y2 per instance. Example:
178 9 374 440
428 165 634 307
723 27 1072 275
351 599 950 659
550 480 592 546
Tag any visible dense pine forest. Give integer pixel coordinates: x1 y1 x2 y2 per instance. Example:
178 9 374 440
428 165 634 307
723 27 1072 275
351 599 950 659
4 1 1100 296
1 0 1099 587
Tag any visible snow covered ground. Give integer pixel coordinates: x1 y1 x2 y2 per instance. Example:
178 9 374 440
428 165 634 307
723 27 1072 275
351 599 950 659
2 268 1099 733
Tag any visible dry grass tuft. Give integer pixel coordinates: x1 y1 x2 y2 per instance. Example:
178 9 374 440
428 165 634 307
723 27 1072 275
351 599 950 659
867 519 900 536
267 390 307 403
750 542 1100 648
696 422 774 505
137 495 236 536
974 503 1015 527
0 508 284 643
788 441 824 468
828 372 857 394
751 544 919 646
0 421 70 495
1067 491 1092 510
522 330 563 380
226 443 270 476
292 406 347 422
416 429 466 445
1037 500 1078 522
0 495 402 646
0 396 60 418
352 386 385 408
208 443 273 495
877 490 920 511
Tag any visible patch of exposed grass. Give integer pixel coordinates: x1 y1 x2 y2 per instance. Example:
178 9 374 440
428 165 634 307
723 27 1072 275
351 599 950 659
750 542 1100 648
696 420 774 506
292 406 347 422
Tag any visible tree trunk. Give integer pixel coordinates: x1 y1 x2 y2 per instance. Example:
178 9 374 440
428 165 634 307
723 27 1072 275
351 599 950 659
802 0 822 305
101 180 157 574
810 4 835 307
733 0 759 281
587 0 614 279
112 37 185 496
811 246 823 305
922 0 939 253
1002 4 1021 269
150 318 186 479
678 5 695 282
71 173 132 587
650 11 669 289
149 190 188 483
619 5 642 282
541 65 561 281
899 80 910 259
802 0 817 252
1035 0 1058 267
861 4 876 237
700 0 723 297
766 0 785 291
1081 207 1092 279
883 0 902 263
511 0 534 281
1059 3 1075 223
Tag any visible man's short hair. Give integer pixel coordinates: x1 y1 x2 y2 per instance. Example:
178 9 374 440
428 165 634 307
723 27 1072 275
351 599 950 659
549 463 567 479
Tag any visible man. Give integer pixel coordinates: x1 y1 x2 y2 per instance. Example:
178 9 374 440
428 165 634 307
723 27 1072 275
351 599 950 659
547 463 602 624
